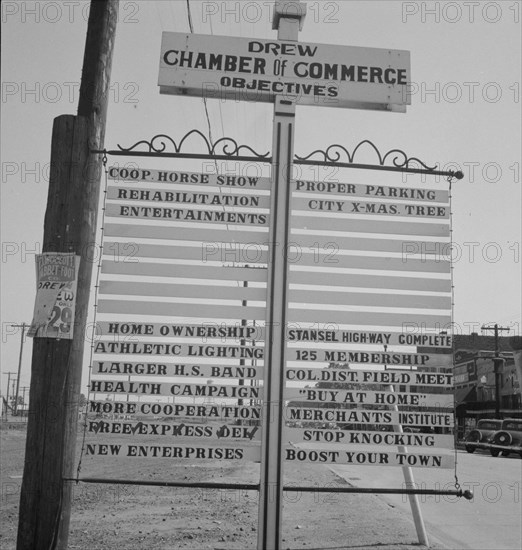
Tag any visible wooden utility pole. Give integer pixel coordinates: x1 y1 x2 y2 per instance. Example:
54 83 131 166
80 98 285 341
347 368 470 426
481 324 511 419
16 2 118 549
10 323 28 415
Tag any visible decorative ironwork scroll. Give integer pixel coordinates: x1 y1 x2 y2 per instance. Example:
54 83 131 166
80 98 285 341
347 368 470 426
93 132 463 180
99 129 271 163
294 139 463 180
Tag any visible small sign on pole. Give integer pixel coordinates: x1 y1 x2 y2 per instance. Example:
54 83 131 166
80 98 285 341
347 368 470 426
28 252 80 339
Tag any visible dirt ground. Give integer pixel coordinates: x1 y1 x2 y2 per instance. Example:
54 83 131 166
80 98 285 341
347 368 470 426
1 422 448 550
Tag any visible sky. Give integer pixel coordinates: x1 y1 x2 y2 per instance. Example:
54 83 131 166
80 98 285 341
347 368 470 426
1 0 521 398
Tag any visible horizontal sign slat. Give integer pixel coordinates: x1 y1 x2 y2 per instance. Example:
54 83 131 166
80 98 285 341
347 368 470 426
107 186 270 210
285 447 454 468
89 380 262 399
287 308 451 328
87 419 261 441
105 203 269 227
286 367 453 387
103 241 268 264
99 281 267 302
285 428 454 449
98 299 266 321
292 180 449 203
101 261 268 282
104 223 269 244
286 408 454 427
92 361 264 379
289 269 450 292
286 328 452 348
291 215 449 237
288 253 450 273
292 197 449 219
288 289 450 309
96 321 264 342
93 341 264 361
289 234 450 256
286 349 452 367
88 400 262 421
285 388 454 408
108 167 271 190
85 442 261 461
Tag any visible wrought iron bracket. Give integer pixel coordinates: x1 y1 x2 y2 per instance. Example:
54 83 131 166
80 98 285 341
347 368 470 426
92 129 271 163
67 477 473 499
295 139 464 180
92 131 463 180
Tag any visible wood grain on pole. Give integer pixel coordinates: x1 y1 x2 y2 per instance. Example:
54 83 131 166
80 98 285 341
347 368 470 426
17 2 118 548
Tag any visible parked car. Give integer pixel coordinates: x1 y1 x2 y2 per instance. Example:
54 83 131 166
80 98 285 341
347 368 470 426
464 419 503 454
489 418 522 458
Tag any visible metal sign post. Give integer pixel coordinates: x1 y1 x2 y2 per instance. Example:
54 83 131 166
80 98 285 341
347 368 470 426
257 7 306 549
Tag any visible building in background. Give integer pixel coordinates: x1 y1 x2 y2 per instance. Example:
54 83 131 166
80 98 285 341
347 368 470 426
453 334 521 438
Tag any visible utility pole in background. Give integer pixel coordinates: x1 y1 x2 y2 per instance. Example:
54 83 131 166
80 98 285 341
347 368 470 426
3 372 16 418
16 2 118 549
10 323 28 415
21 386 29 416
481 324 511 419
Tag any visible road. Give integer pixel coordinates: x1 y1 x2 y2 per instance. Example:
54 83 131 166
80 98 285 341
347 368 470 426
329 449 522 550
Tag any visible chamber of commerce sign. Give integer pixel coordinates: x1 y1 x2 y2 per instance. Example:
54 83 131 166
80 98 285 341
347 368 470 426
158 33 411 111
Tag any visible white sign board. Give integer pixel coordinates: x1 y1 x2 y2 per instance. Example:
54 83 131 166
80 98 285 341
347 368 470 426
159 33 411 111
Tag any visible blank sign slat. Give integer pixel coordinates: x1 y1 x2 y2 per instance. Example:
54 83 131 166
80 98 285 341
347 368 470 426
98 299 266 320
100 281 266 301
292 215 449 237
101 261 268 282
104 223 269 244
291 254 450 273
288 289 450 309
289 270 450 292
103 241 268 264
289 234 450 255
287 308 451 328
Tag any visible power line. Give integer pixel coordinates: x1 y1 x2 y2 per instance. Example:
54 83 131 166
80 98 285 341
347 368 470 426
185 0 194 33
184 0 245 291
208 14 226 138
